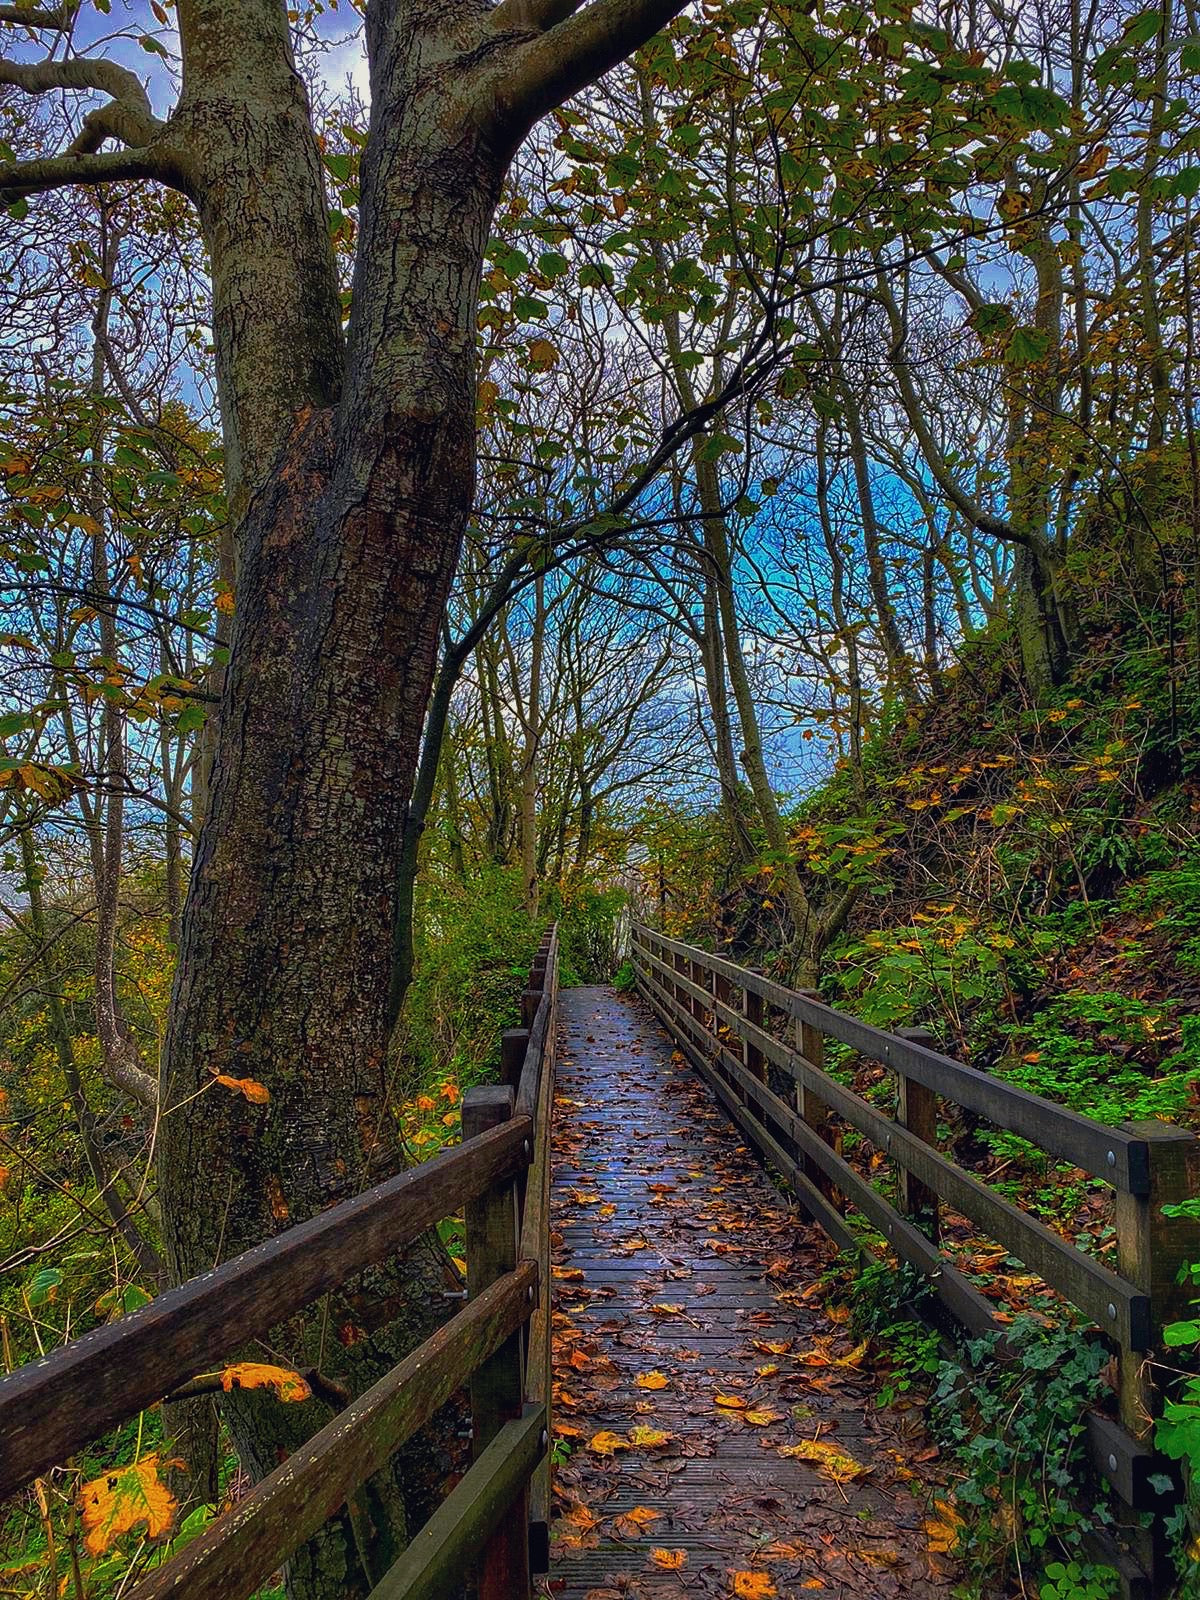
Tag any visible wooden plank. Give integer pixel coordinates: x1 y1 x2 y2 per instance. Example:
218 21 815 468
368 1405 546 1600
0 1117 534 1502
464 1088 530 1600
1084 1409 1174 1513
126 1264 538 1600
634 928 1151 1193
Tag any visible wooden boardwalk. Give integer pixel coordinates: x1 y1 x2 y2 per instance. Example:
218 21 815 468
547 986 957 1599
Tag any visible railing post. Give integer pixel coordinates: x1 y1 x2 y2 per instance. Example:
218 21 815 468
896 1026 940 1241
689 957 706 1033
795 993 839 1209
501 1028 530 1089
1114 1123 1200 1439
463 1085 531 1600
744 987 764 1082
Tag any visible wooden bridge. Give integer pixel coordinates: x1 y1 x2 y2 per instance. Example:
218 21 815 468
1 924 1196 1598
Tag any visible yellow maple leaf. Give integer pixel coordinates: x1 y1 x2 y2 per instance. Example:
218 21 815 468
635 1370 669 1390
732 1574 778 1598
588 1430 629 1457
213 1074 270 1104
778 1438 870 1484
628 1425 672 1448
220 1362 311 1402
650 1548 687 1569
78 1455 179 1555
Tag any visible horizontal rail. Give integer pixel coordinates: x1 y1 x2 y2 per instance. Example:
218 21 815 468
637 942 1150 1346
639 970 1001 1337
636 927 1150 1193
0 1115 534 1501
368 1404 547 1600
126 1262 539 1600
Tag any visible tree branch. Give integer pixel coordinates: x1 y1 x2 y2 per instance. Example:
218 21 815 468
0 0 77 28
0 144 161 201
494 0 687 130
0 54 156 123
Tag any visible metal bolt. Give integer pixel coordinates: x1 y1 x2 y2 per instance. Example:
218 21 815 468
1108 1453 1118 1474
523 1139 531 1158
1107 1150 1116 1168
527 1285 535 1303
885 1134 892 1152
1108 1303 1117 1320
540 1428 549 1449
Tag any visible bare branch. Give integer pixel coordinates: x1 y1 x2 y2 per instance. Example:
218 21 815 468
0 54 158 128
0 143 162 200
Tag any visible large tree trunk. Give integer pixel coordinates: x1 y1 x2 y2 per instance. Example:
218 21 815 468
159 56 507 1588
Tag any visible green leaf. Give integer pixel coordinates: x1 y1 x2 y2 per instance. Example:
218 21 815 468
1006 325 1052 365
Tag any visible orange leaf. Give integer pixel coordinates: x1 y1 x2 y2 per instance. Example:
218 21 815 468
78 1455 179 1555
635 1370 669 1390
714 1393 747 1409
614 1505 663 1536
732 1574 778 1598
220 1362 311 1402
588 1430 629 1457
214 1074 270 1104
650 1548 687 1570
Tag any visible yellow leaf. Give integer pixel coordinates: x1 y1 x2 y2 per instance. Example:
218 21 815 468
777 1438 870 1484
214 1074 270 1104
220 1363 311 1402
732 1574 778 1598
752 1339 791 1355
635 1370 669 1390
650 1303 684 1316
743 1409 782 1427
78 1455 179 1555
588 1431 629 1457
715 1393 747 1409
923 1498 963 1554
650 1548 687 1570
628 1426 672 1448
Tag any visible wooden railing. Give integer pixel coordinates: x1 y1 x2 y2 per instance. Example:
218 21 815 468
0 927 559 1600
633 924 1200 1595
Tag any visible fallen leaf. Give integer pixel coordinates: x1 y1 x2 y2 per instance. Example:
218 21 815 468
614 1505 663 1536
778 1438 871 1484
636 1370 669 1390
923 1498 964 1554
744 1409 782 1426
588 1430 629 1457
628 1425 673 1448
715 1393 747 1409
731 1574 778 1598
650 1548 687 1569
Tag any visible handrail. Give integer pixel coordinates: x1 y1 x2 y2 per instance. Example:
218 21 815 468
631 922 1200 1575
0 927 560 1600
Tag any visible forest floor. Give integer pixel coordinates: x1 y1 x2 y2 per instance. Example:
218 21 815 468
546 986 959 1599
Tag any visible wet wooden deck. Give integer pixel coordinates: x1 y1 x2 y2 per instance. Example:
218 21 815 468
547 985 957 1599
